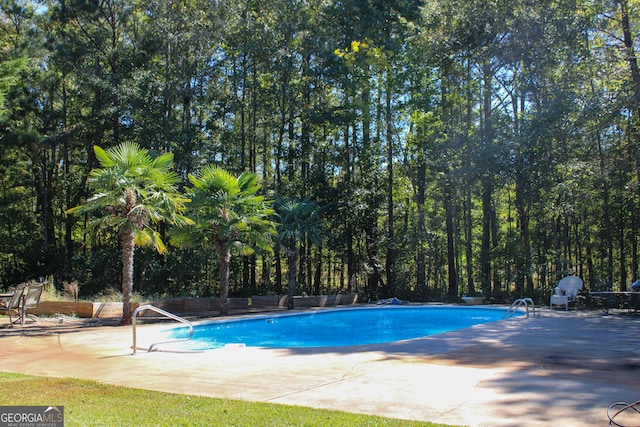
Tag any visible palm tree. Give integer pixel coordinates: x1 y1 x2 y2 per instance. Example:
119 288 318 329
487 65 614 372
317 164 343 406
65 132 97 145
170 165 276 315
68 143 192 325
276 199 325 309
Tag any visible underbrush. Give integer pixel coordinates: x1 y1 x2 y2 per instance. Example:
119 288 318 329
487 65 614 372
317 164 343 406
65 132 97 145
2 279 143 303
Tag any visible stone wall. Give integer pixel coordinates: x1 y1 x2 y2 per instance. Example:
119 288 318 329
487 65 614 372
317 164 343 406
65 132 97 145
28 293 358 318
250 293 358 308
30 301 123 318
140 297 249 316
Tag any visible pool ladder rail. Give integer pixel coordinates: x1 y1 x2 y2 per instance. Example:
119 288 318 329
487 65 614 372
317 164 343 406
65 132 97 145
132 304 194 354
503 298 536 319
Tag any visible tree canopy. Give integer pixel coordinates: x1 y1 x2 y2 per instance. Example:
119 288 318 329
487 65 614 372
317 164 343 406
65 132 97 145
1 0 640 305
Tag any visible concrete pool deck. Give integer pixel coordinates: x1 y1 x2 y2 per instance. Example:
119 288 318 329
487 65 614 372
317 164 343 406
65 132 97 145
0 307 639 427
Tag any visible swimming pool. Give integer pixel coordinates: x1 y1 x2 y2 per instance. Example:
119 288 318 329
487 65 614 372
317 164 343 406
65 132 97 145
163 305 520 350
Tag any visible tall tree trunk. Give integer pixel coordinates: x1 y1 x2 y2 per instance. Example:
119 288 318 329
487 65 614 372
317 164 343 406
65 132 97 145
345 124 355 293
120 228 135 325
619 221 627 290
416 163 427 294
515 173 533 294
464 187 474 295
618 0 640 112
298 242 306 293
385 79 396 295
217 242 231 315
445 173 457 299
463 58 474 296
240 51 248 170
306 243 313 295
313 247 322 295
480 181 493 295
619 0 640 283
37 147 57 274
301 53 312 187
286 250 298 309
633 171 639 281
275 244 283 293
480 61 494 296
595 119 614 285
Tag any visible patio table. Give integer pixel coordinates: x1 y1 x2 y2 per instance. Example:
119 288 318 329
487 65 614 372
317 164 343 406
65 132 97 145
589 291 638 314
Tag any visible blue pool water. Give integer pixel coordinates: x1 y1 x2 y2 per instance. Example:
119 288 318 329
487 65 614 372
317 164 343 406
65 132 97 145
164 306 519 350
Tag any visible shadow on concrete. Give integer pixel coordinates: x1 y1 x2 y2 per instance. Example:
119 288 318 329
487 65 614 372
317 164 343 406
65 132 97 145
275 310 640 387
0 317 121 337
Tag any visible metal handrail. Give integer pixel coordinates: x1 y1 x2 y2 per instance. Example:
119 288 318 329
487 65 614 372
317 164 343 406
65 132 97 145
132 304 194 354
503 298 536 319
608 400 640 426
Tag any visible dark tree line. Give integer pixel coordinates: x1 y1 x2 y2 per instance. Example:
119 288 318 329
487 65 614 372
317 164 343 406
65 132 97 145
1 0 639 304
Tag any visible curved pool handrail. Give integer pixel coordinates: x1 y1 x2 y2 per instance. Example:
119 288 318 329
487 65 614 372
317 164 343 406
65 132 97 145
132 304 194 354
503 298 536 319
608 400 640 426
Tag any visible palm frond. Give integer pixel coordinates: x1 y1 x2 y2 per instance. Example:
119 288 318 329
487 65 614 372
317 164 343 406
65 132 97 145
179 165 276 256
69 142 191 255
151 152 175 172
93 145 114 168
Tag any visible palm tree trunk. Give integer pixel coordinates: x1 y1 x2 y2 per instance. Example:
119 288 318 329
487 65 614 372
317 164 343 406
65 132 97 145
120 228 135 325
287 250 298 309
218 243 231 315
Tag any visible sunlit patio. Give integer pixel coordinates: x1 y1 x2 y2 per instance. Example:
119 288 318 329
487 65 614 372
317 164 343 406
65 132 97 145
1 307 639 427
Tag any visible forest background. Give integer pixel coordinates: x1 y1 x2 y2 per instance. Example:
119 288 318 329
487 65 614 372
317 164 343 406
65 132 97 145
1 0 639 304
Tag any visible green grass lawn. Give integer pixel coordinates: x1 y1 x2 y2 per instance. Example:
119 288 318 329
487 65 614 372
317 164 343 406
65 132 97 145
0 372 458 427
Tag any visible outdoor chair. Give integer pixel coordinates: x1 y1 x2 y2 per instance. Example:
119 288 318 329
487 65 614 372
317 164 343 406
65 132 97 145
0 283 27 326
20 282 44 325
550 276 583 310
